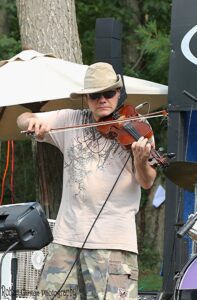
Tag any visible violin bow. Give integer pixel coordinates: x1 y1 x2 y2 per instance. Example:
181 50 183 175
21 109 168 136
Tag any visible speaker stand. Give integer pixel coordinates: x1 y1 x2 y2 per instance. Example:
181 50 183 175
0 241 19 300
11 252 17 300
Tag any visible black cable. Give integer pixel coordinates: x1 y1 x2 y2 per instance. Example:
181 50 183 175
0 241 19 300
50 153 131 300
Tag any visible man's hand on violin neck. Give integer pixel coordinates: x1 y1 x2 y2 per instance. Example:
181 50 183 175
131 137 151 163
132 137 156 189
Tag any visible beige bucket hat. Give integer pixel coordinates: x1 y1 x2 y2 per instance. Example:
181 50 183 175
70 62 123 99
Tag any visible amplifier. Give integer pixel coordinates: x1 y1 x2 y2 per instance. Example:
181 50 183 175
138 291 162 300
0 202 53 251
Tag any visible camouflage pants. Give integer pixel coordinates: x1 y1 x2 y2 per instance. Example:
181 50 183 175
36 243 138 300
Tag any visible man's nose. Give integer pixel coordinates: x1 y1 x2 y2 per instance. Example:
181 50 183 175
98 95 107 102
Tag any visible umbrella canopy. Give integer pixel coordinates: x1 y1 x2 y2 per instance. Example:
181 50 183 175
0 50 168 140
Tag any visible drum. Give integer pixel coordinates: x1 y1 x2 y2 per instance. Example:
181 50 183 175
189 220 197 242
174 254 197 299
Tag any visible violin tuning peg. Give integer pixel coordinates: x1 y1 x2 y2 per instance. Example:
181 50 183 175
161 152 176 159
158 147 164 153
165 152 176 159
157 148 176 160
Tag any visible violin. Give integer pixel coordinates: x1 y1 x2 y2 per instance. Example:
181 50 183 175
97 104 169 168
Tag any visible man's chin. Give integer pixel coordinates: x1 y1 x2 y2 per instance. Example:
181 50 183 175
98 109 113 117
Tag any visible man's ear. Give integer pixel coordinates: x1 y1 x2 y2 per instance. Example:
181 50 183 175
117 89 121 100
117 88 121 96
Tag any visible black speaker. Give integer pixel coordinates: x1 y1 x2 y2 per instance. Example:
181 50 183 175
95 18 126 108
0 202 53 251
95 17 122 74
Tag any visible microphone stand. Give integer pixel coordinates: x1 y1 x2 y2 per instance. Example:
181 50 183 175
183 90 197 103
177 211 197 238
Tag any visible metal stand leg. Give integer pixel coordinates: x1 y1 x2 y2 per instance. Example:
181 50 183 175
0 242 19 300
11 252 17 300
192 184 197 256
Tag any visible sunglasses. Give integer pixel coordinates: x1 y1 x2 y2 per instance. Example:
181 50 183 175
88 90 117 100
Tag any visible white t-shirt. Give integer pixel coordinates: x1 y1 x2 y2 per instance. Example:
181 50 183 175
35 109 142 253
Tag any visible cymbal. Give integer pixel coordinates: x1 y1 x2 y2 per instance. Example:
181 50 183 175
164 161 197 192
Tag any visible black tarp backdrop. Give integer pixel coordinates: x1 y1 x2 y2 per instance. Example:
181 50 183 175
163 0 197 299
168 0 197 111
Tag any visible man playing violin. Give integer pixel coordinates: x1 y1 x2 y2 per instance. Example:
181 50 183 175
17 62 157 300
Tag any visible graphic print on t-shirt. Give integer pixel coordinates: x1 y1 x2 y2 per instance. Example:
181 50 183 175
63 110 130 198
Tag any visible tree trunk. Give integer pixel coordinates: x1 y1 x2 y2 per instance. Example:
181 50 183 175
16 0 82 217
16 0 82 62
136 180 165 268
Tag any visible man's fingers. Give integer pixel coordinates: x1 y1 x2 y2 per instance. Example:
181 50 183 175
27 118 50 137
132 137 148 150
131 137 152 163
27 118 37 131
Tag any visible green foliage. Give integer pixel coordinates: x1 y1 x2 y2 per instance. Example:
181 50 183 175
0 0 21 60
141 0 172 30
0 0 20 39
139 271 162 291
0 35 21 60
135 21 170 83
139 245 161 269
140 188 150 207
138 247 162 292
133 0 171 83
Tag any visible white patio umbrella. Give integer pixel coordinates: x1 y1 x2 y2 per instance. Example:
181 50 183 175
0 50 168 140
